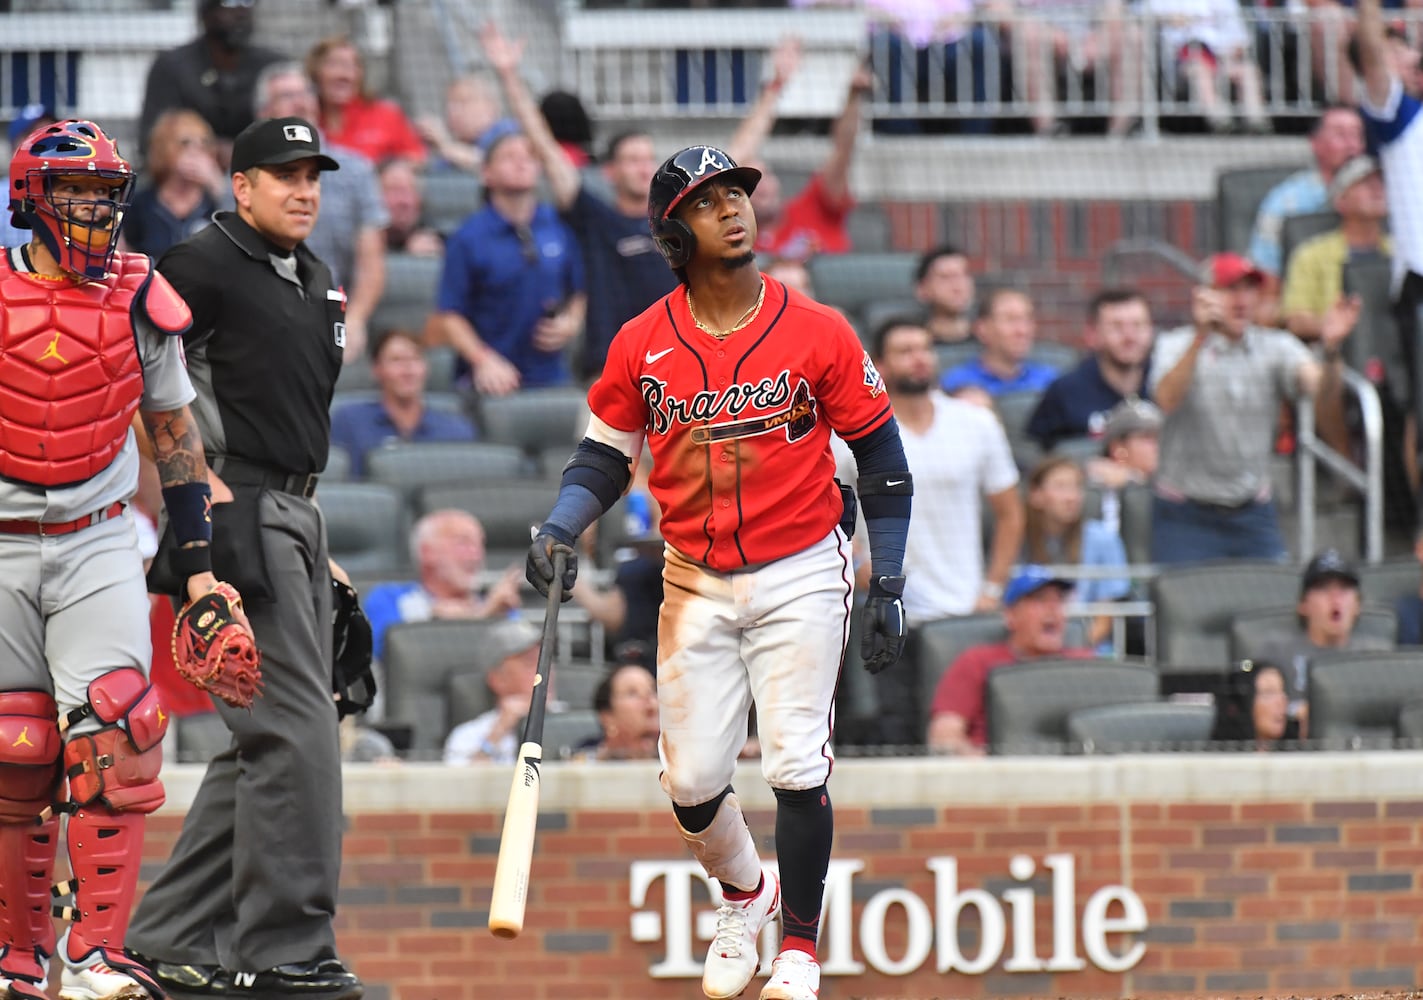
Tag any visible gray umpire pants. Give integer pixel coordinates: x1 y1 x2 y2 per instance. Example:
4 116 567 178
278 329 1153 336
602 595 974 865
127 490 341 971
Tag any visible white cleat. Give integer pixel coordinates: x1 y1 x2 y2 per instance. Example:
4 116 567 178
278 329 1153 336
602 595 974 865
57 959 149 1000
702 872 781 999
759 949 821 999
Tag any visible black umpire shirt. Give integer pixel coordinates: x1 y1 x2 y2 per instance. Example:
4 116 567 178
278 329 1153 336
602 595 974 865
159 211 343 475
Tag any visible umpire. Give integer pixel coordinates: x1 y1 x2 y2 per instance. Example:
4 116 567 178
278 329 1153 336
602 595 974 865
126 117 362 999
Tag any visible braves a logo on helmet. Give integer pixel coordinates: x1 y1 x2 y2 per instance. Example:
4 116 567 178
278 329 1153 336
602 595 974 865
693 146 728 177
641 370 819 444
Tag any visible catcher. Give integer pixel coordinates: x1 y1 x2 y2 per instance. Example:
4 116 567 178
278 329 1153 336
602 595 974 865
0 118 255 1000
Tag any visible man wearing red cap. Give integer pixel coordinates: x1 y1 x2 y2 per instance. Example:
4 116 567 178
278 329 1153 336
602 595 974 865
1147 252 1354 564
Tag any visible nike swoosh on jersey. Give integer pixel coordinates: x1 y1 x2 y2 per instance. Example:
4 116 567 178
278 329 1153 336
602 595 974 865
645 347 674 364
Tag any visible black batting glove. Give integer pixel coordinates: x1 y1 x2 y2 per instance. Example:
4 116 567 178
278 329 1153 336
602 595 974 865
526 526 578 601
861 575 907 674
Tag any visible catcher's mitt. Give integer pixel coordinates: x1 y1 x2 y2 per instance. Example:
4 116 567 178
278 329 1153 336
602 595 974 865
172 582 263 709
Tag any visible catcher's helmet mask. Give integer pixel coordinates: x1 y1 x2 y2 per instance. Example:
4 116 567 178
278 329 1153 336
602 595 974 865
648 145 761 270
8 119 135 279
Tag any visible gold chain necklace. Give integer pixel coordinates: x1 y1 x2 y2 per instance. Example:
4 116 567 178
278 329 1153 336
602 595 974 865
687 279 766 340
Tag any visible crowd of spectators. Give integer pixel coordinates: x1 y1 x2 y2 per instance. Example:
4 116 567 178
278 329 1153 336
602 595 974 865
9 0 1423 762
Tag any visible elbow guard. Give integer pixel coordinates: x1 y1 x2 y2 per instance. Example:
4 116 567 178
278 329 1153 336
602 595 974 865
561 439 633 513
858 471 913 520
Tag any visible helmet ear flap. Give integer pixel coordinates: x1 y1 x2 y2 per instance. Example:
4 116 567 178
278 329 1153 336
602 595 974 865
652 217 695 270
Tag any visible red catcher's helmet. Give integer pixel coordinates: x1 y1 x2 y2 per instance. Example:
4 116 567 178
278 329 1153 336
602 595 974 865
647 145 761 270
8 119 135 279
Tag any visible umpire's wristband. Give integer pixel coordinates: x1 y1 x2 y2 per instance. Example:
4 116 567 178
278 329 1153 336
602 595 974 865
172 543 212 580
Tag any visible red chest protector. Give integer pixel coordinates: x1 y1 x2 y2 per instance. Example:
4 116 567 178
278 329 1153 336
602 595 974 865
0 251 190 486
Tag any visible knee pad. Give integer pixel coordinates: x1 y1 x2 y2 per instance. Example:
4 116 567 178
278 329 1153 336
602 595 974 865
62 669 166 815
0 690 63 821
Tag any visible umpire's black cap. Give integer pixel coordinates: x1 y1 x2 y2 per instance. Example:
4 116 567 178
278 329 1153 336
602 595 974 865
230 116 340 175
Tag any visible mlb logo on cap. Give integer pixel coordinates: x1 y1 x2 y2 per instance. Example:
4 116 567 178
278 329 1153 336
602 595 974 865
283 123 313 143
229 116 340 175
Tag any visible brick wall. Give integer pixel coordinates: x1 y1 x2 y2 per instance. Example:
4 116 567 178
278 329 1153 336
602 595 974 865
134 761 1423 1000
882 199 1214 343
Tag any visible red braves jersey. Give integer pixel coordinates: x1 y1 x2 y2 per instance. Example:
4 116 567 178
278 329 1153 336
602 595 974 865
589 274 892 570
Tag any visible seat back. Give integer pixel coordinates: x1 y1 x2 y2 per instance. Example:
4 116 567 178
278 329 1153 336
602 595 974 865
372 253 442 333
366 442 531 508
477 387 589 455
994 389 1044 445
915 614 1007 738
986 658 1160 754
1343 254 1408 404
1118 483 1154 565
1309 650 1423 746
1214 164 1302 255
542 709 605 760
1151 561 1300 669
1027 341 1080 374
316 482 410 577
415 481 560 566
807 252 920 315
422 171 483 234
384 620 501 755
1067 701 1217 752
1358 556 1419 611
1229 606 1398 665
322 445 352 482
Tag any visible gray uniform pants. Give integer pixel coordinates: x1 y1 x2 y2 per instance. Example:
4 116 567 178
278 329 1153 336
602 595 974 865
127 491 341 971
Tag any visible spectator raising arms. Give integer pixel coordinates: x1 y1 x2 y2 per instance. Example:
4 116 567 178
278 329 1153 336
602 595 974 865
124 109 225 259
430 122 586 394
480 20 670 380
307 34 426 165
417 74 506 174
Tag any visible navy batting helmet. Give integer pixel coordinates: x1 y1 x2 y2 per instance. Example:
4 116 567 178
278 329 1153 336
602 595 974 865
647 145 761 269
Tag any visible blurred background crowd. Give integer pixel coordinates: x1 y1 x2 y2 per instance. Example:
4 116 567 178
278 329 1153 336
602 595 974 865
7 0 1423 763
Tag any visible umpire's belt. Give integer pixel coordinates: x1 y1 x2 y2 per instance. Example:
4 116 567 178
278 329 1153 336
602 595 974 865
213 456 319 498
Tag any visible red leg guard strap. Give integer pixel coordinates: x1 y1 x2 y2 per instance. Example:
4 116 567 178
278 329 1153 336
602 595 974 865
64 725 165 814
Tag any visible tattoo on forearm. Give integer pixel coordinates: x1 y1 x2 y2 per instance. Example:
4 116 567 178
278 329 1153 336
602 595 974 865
143 409 206 486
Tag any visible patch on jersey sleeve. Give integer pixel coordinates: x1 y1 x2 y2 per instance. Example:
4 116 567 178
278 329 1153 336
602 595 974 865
862 352 886 399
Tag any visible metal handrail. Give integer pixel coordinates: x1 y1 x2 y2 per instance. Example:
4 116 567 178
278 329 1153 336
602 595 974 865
1295 366 1385 563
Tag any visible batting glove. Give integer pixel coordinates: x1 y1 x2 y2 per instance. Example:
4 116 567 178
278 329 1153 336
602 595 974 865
861 575 907 674
526 526 578 601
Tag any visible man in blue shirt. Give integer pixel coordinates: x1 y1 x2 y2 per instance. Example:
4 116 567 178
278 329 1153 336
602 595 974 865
481 22 674 380
940 288 1059 397
431 123 586 393
330 327 476 476
1028 287 1154 448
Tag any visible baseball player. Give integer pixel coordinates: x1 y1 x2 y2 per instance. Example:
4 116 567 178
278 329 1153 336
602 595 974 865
0 120 235 1000
527 145 912 1000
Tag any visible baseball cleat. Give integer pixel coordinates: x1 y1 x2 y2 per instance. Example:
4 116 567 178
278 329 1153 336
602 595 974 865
759 949 820 999
57 957 150 1000
701 871 780 999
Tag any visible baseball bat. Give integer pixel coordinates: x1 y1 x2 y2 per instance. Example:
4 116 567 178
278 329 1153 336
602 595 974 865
488 548 567 940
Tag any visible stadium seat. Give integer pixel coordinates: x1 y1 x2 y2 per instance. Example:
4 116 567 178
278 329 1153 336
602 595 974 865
1396 700 1423 741
322 445 352 482
994 389 1044 445
366 441 532 508
329 389 466 417
934 340 980 376
424 345 458 392
1118 483 1153 565
807 252 920 316
1066 701 1216 752
1228 606 1397 666
847 205 891 253
384 619 503 755
1027 341 1080 374
1151 561 1299 671
1343 255 1406 402
1308 650 1423 747
1051 436 1105 464
914 614 1007 737
421 171 483 235
1214 164 1301 255
476 387 588 455
861 298 927 339
541 709 604 759
1279 210 1339 277
335 358 375 392
317 481 410 577
985 658 1159 755
1359 557 1420 611
372 253 442 333
415 481 559 566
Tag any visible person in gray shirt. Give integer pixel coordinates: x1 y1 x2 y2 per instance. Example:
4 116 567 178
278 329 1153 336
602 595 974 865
1149 252 1356 564
251 60 388 361
1251 550 1392 733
